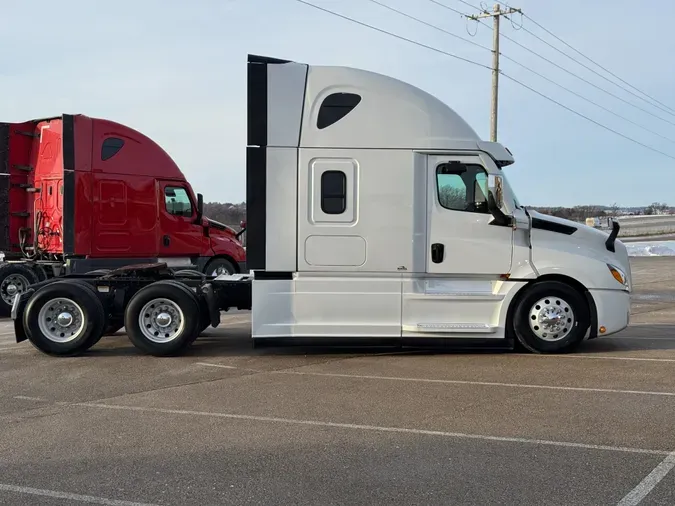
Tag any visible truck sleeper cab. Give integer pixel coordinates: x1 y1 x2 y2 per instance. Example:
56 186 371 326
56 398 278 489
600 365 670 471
9 54 631 357
0 115 246 316
245 54 631 353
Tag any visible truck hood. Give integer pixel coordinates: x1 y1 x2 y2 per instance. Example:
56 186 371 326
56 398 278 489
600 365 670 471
526 210 631 290
206 218 237 236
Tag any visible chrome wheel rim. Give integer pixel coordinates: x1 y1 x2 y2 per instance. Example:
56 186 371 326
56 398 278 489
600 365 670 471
1 273 30 305
211 265 232 277
37 297 86 343
138 298 184 343
528 296 575 341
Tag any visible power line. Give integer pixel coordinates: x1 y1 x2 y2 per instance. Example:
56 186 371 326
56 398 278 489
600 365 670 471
456 0 484 12
501 73 675 161
367 0 491 52
371 0 675 145
293 0 675 161
502 55 675 145
426 0 468 18
294 0 490 70
470 16 675 129
506 16 675 118
521 12 675 115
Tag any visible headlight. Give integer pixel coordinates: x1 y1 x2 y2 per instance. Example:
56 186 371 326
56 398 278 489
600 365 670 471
607 264 628 287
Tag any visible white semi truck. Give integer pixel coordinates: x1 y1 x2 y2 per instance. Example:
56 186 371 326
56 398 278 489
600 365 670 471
10 53 631 357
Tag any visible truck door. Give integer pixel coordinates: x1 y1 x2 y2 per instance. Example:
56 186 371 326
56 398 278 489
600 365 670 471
426 154 513 275
157 182 207 258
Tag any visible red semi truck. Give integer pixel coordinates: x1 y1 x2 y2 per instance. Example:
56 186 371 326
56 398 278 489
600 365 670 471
0 114 246 316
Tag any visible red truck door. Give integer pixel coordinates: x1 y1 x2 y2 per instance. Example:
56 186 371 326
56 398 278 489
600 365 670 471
157 181 208 257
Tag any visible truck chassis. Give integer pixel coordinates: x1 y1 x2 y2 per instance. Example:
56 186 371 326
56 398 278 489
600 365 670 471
11 263 252 357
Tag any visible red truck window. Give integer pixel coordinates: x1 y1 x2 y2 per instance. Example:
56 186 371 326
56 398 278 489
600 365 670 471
101 137 125 161
164 187 192 217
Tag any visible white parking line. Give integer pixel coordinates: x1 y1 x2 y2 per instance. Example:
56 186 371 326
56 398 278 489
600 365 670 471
0 483 157 506
617 451 675 505
514 354 675 363
74 401 670 457
196 362 675 398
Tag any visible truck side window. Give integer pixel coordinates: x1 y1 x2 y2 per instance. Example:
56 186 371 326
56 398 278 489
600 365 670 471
436 163 489 214
164 187 193 217
317 93 362 129
101 137 125 161
321 170 346 214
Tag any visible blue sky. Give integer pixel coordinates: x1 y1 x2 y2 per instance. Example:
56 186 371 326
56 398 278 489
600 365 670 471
2 0 673 207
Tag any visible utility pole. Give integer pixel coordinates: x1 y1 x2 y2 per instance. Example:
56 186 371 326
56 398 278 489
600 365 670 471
468 4 521 142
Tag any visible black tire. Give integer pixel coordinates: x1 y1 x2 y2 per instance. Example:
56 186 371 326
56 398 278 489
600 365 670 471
511 281 590 354
0 263 40 317
22 280 106 356
124 280 201 356
203 258 236 277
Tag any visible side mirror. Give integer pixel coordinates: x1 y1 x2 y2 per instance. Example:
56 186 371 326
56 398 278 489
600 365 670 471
195 193 204 224
236 220 247 239
487 174 512 227
487 174 504 210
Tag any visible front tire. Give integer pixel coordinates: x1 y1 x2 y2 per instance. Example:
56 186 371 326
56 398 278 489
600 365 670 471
511 281 590 354
22 280 106 356
124 280 201 356
204 258 236 277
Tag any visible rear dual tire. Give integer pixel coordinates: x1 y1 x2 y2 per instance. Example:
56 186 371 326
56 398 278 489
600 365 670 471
23 280 106 356
124 280 202 356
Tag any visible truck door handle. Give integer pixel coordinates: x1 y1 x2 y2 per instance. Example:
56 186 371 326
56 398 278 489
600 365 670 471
162 235 170 247
431 243 444 263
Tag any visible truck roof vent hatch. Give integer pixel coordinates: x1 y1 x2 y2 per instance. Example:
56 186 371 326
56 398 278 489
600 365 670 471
317 93 362 129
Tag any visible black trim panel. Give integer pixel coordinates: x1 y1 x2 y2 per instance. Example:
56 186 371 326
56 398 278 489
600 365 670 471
247 57 268 147
62 114 76 255
531 217 576 235
253 270 293 280
248 54 291 65
246 147 266 270
0 123 10 252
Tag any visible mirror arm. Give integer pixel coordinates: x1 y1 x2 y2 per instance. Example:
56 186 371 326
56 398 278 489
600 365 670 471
487 191 513 227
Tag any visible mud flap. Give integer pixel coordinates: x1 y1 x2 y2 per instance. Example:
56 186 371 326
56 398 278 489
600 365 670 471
11 289 32 343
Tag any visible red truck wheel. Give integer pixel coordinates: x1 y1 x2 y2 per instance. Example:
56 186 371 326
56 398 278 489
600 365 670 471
204 258 236 277
0 263 40 317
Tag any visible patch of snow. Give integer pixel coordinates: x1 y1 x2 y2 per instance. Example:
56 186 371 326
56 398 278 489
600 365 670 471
626 240 675 257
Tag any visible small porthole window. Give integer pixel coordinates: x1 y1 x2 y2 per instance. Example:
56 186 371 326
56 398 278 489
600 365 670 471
321 170 346 214
317 93 362 129
101 137 125 161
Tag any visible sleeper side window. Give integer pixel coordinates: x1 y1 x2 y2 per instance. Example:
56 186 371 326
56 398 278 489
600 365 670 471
321 170 347 214
317 93 362 129
101 137 125 161
164 186 193 217
436 162 489 214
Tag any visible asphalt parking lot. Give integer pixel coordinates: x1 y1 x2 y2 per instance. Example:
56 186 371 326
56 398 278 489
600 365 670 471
1 257 675 505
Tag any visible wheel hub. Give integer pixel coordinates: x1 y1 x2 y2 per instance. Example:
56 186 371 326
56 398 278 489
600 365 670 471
56 311 74 327
6 284 18 296
155 312 172 328
529 296 575 342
